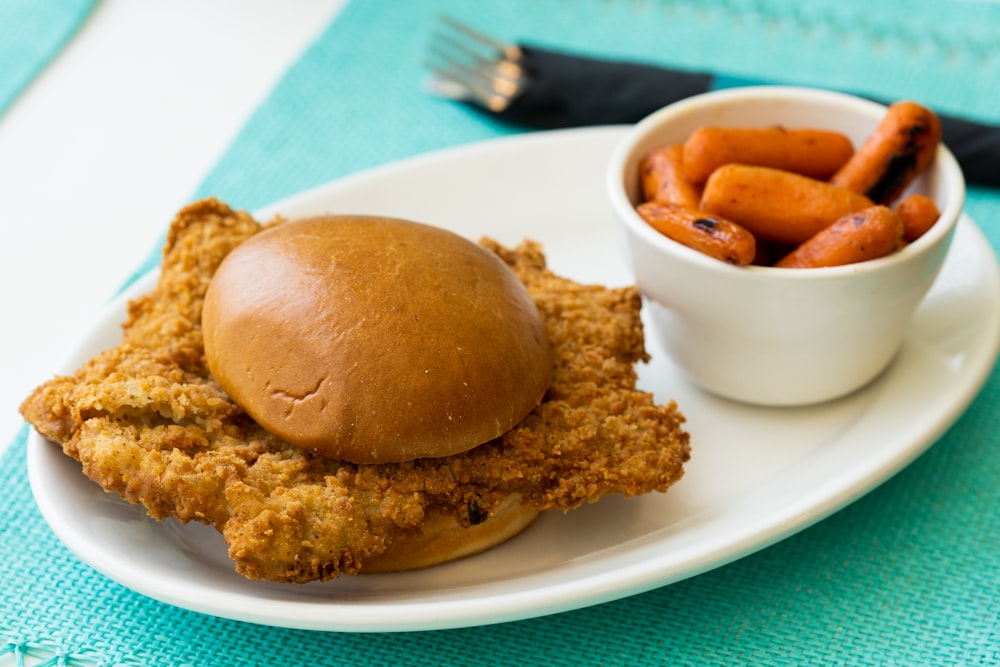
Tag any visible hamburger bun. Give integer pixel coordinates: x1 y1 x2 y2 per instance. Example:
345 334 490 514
201 215 553 464
362 494 537 573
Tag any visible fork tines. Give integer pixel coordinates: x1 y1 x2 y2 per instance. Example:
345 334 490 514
424 15 530 113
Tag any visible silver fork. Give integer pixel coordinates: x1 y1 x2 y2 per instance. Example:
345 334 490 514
423 15 532 113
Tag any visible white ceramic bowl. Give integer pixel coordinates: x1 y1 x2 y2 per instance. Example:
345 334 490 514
607 86 966 406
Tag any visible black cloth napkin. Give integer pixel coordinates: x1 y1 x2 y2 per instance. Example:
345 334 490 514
493 47 999 188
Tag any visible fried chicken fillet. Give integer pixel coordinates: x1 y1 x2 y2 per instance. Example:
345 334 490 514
20 199 690 583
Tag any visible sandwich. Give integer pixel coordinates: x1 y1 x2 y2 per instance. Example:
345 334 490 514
20 198 690 582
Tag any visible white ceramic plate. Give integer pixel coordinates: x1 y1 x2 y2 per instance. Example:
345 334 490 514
28 127 1000 632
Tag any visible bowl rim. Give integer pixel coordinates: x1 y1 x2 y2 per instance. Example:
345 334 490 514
606 85 967 282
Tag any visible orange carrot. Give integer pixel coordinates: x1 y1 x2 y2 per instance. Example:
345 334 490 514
775 206 904 268
639 144 702 208
830 101 942 204
894 193 941 242
682 125 855 184
636 202 756 265
700 164 874 245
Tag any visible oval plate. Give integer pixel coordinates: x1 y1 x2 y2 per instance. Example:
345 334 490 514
28 127 1000 632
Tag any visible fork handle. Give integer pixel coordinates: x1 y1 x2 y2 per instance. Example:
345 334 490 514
499 46 999 188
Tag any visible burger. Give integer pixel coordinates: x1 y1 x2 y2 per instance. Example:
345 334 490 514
20 199 690 581
201 214 555 570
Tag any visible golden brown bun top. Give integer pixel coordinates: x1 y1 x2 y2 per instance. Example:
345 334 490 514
201 215 553 464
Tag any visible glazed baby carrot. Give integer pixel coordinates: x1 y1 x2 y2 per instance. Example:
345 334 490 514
639 144 703 208
700 164 875 245
636 202 756 265
775 206 904 268
895 193 941 242
682 125 855 184
830 101 942 204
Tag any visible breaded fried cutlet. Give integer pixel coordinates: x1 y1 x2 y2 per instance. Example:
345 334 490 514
20 198 690 583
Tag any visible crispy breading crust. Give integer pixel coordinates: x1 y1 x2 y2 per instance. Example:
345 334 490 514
21 198 690 583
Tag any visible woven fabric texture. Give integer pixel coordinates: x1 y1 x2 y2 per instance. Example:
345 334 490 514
0 0 96 118
4 0 999 665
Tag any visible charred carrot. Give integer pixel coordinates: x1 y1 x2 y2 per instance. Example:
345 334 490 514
895 193 941 242
831 101 942 204
700 164 875 245
636 202 756 265
775 206 904 268
682 125 855 184
639 144 703 208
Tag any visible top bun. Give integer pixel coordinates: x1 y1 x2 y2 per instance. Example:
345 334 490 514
201 215 553 464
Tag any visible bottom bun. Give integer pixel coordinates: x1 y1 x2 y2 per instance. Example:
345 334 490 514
362 494 538 573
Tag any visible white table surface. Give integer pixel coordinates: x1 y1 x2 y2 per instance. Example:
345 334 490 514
0 0 348 448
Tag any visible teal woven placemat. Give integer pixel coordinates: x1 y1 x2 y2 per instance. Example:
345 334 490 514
4 1 999 665
0 0 96 117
